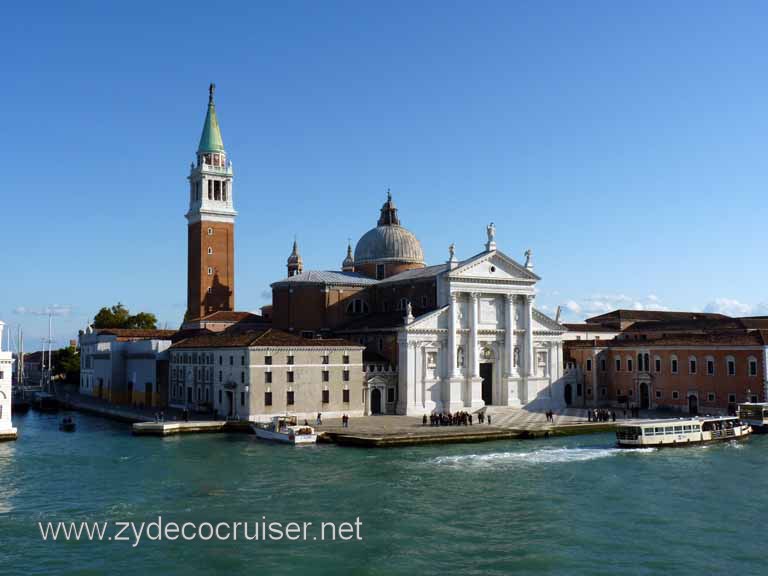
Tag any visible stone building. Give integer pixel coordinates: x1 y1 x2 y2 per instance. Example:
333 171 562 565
79 327 176 407
168 329 364 421
0 321 16 440
270 196 568 415
564 311 768 414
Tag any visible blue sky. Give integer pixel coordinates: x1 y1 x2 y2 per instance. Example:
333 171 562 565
2 0 768 348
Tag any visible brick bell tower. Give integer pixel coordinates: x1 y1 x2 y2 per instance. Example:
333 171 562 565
186 83 236 321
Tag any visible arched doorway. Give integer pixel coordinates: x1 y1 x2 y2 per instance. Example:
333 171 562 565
480 363 493 405
640 383 650 410
688 394 698 415
564 383 573 406
371 388 382 415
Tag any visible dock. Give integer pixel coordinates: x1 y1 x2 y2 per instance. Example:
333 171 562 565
0 428 18 442
132 420 251 436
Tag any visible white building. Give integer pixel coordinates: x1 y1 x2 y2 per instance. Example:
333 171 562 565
395 229 568 415
79 327 176 407
0 321 17 440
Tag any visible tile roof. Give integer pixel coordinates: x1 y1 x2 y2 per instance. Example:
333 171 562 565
95 329 178 341
563 323 618 332
586 309 729 325
566 330 767 348
171 328 362 349
376 263 448 284
272 271 379 287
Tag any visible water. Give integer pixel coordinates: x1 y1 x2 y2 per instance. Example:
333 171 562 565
1 411 764 575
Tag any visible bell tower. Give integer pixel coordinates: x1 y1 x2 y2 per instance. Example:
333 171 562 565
186 83 237 321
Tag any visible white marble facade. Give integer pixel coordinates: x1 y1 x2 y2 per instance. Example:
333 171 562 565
396 245 566 415
0 321 17 438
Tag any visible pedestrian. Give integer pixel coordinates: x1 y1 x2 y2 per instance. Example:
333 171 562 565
611 411 616 422
469 414 473 426
422 414 427 426
487 414 492 425
316 412 322 426
588 410 592 422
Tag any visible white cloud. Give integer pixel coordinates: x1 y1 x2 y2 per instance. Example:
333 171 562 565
13 305 72 317
703 298 768 317
558 293 668 321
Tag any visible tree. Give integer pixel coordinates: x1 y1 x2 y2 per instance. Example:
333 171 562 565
53 346 80 384
92 302 158 330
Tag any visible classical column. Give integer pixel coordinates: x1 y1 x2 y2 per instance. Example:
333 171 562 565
448 293 458 378
469 293 480 380
504 294 515 377
445 293 463 412
526 294 535 377
468 292 484 408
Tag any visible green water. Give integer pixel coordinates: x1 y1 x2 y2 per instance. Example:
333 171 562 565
1 411 764 575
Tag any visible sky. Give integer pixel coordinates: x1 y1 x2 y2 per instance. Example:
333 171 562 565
2 0 768 349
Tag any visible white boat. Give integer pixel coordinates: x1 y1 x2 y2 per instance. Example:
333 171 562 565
251 416 317 445
616 416 751 448
737 403 768 433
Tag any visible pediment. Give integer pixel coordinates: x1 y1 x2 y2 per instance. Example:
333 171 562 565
450 250 540 282
532 308 566 332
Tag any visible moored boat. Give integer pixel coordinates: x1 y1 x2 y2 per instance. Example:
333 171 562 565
616 416 751 448
737 403 768 433
59 416 76 432
251 416 317 445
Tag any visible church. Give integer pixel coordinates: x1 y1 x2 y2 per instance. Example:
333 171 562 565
181 85 568 417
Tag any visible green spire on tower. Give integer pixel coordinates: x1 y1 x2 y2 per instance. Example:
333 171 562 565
197 83 225 154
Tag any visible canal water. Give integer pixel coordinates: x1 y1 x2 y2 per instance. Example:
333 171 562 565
1 411 764 575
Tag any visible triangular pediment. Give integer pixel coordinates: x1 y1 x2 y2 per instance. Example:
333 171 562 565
449 250 540 282
405 306 448 331
533 308 566 332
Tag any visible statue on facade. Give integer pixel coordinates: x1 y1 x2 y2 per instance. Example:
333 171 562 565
486 222 496 251
449 242 455 260
524 248 533 270
405 300 413 320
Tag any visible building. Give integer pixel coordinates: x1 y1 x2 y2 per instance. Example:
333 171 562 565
168 329 364 421
270 197 568 415
0 321 17 440
186 83 237 322
564 310 768 414
79 327 177 407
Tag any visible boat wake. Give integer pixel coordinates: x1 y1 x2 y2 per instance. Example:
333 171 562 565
431 446 656 468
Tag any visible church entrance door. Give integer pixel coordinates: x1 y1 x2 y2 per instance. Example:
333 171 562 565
640 383 650 410
371 388 382 415
480 363 493 405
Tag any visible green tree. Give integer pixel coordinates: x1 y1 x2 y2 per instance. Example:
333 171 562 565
92 302 158 330
53 346 80 384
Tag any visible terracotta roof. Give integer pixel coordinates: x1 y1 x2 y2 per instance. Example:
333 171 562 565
586 309 729 325
566 330 766 348
171 328 362 349
95 328 177 341
563 323 617 332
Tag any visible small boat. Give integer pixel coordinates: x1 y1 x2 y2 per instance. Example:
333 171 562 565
251 416 317 445
616 416 751 448
59 416 76 432
737 402 768 433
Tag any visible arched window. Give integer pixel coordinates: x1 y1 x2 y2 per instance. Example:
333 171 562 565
688 356 697 375
670 355 679 374
644 353 650 372
748 356 758 377
705 356 715 376
726 355 736 376
207 247 213 255
626 356 633 372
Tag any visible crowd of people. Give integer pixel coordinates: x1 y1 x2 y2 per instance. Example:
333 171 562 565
588 408 616 422
423 411 493 426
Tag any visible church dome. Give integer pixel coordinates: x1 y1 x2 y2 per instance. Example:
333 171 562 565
354 192 424 266
354 225 424 265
